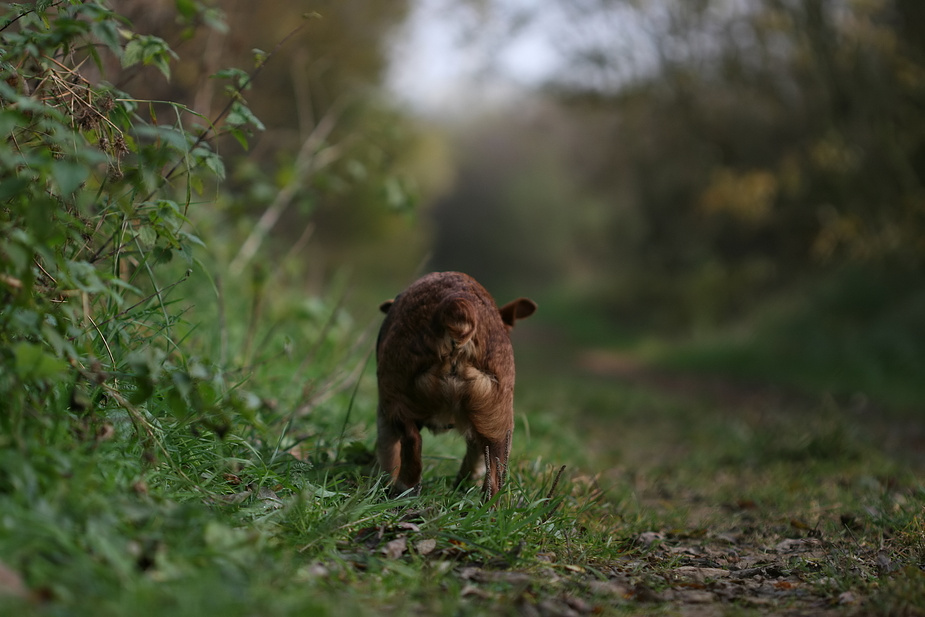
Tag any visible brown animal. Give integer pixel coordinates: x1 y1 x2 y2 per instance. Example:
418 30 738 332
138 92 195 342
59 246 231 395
375 271 536 498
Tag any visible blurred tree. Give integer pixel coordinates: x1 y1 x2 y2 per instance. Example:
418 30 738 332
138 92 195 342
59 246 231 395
107 0 427 292
426 0 925 330
540 0 925 327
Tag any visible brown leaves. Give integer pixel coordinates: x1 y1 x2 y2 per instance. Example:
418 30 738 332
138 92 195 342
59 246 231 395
382 536 407 560
612 527 874 612
353 521 439 562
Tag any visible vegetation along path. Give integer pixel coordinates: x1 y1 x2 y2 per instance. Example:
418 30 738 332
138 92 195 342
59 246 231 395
483 347 925 616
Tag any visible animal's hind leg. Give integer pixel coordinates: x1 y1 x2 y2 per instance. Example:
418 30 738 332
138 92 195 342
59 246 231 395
457 430 511 498
376 409 402 483
481 430 512 498
456 435 489 488
377 413 423 496
396 422 423 495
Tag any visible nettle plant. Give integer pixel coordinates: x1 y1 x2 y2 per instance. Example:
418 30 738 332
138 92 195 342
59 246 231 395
0 2 262 449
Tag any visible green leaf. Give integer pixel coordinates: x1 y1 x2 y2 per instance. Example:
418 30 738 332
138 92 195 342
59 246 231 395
136 225 157 247
122 38 144 68
175 0 197 20
66 260 108 294
202 8 228 33
0 178 31 202
153 246 173 263
51 161 90 195
227 126 250 150
129 374 154 404
225 101 265 131
179 231 206 248
212 67 249 87
199 149 225 179
121 35 177 80
90 18 122 56
13 342 69 381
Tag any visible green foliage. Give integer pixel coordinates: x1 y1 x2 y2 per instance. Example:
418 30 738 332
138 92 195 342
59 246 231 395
122 33 177 79
0 1 252 440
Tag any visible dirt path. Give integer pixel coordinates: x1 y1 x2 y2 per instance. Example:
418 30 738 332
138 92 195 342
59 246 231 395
534 347 925 616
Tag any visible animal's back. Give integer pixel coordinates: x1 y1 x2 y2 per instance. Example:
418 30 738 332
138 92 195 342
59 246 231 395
376 272 514 425
375 270 535 497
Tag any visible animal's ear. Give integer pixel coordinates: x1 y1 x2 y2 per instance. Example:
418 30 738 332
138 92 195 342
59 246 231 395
499 298 537 329
379 299 394 314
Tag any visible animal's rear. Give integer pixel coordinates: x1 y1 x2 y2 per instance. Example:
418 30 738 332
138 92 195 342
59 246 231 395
375 271 535 497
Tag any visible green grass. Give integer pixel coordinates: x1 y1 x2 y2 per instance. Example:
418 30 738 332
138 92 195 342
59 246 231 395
642 264 925 410
3 263 925 616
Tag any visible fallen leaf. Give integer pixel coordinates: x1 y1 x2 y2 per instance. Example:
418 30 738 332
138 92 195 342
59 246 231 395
674 589 715 604
303 562 329 578
876 551 894 573
564 595 593 613
840 513 862 530
459 568 534 585
714 532 739 544
741 596 775 607
256 486 283 510
635 531 665 547
460 584 494 599
671 566 731 582
729 566 768 579
774 538 819 553
629 583 662 603
414 538 437 556
837 590 859 605
355 526 384 549
95 423 115 441
586 579 630 599
382 536 407 560
458 567 480 581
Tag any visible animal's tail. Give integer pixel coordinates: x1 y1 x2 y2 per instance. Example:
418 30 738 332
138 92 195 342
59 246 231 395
434 295 477 348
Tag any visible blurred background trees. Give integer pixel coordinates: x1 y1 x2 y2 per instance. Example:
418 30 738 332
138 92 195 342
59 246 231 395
426 0 925 334
85 0 925 338
547 0 925 327
8 0 919 404
107 0 432 298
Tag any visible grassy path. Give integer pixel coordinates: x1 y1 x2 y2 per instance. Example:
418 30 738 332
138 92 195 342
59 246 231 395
507 346 925 615
2 342 922 617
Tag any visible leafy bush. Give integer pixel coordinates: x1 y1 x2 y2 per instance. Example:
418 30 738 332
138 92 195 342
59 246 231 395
0 1 254 440
0 2 370 610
